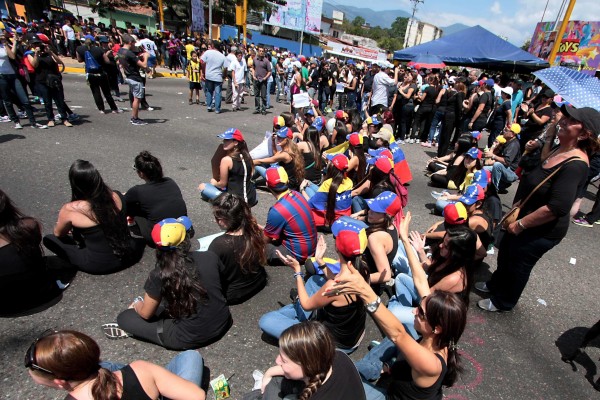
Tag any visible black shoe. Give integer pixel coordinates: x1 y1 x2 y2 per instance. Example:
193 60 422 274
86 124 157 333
289 288 299 303
498 188 509 194
253 110 260 114
261 110 267 115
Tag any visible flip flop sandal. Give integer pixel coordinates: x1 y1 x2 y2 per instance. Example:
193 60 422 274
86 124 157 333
102 323 129 339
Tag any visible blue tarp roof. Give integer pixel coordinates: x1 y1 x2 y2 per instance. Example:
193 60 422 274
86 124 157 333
394 25 549 72
219 25 322 57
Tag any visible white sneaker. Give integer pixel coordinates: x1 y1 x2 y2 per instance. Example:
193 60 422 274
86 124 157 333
478 298 501 312
0 115 10 123
32 123 48 129
14 122 23 129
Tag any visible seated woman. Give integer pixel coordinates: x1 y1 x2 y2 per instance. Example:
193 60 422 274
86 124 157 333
108 217 232 350
25 329 206 400
209 193 268 305
356 191 402 289
126 150 187 244
324 278 467 400
254 127 305 191
347 132 367 185
432 147 483 213
297 125 324 185
427 134 471 175
244 321 366 400
259 217 369 353
43 160 144 275
430 142 480 190
300 154 353 229
0 189 65 316
352 155 399 213
199 128 257 207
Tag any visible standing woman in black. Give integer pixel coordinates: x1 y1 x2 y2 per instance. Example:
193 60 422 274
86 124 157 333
439 81 466 157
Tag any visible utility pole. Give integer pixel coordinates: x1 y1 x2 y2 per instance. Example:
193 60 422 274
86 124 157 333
548 0 577 65
404 0 424 49
208 0 213 39
157 0 164 31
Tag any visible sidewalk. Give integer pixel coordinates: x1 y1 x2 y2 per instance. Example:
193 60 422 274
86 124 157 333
59 55 185 79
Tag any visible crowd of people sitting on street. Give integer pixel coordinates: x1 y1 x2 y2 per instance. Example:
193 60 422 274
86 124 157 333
2 14 600 400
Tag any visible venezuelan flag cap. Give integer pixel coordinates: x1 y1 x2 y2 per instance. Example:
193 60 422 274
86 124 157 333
346 132 363 147
368 155 394 174
326 153 349 171
332 216 368 258
443 203 468 225
265 165 289 189
217 128 244 142
151 216 193 249
367 191 402 217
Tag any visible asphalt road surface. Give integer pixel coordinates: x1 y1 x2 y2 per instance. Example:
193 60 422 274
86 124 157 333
1 74 598 399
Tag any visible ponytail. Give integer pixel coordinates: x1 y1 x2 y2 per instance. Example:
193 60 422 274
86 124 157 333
91 367 122 400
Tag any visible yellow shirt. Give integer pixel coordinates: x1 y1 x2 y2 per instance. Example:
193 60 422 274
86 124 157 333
186 44 196 60
187 60 202 83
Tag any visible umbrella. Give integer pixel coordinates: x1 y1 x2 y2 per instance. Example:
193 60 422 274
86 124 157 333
533 66 600 111
407 54 446 70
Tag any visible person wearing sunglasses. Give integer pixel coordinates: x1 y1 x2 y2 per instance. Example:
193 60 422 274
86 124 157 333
25 329 206 399
324 267 468 400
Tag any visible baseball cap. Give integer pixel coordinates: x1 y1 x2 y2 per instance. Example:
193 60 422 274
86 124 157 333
541 88 555 98
331 216 368 258
217 128 244 141
500 86 513 96
471 131 482 141
367 155 394 174
366 116 382 125
346 132 363 147
366 191 402 217
276 126 293 139
368 147 393 161
335 110 348 120
265 165 289 189
459 184 485 205
97 35 109 43
443 203 468 225
509 123 521 134
472 169 491 188
346 59 356 65
485 78 495 87
304 108 315 116
372 126 393 142
273 116 285 128
560 105 600 134
326 154 349 171
465 147 482 160
312 116 326 131
151 216 193 249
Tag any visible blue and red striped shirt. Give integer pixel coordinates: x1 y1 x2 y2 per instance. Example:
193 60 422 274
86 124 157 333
264 190 317 261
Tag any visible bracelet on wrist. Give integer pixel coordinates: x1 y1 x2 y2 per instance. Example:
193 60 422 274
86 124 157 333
517 219 526 230
293 271 305 279
133 296 144 304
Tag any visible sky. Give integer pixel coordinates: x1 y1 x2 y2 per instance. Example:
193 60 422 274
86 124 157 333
327 0 600 46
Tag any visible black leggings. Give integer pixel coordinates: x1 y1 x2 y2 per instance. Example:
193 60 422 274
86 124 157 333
87 73 118 112
117 308 232 350
430 174 451 188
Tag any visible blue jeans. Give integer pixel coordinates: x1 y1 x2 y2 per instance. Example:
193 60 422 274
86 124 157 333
303 182 319 198
275 75 284 102
200 183 225 200
0 73 36 124
361 93 370 120
204 79 222 112
266 78 273 108
255 165 267 179
391 240 414 275
427 110 445 142
355 337 398 381
435 198 452 214
352 196 367 213
259 275 326 339
100 350 203 386
387 273 419 339
484 163 518 191
362 381 387 400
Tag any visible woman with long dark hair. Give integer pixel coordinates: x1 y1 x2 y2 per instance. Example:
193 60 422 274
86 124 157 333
297 125 323 185
254 127 305 191
126 150 187 244
0 189 64 315
109 217 232 349
347 132 367 185
301 154 353 228
259 217 369 352
351 155 401 213
245 321 366 400
209 193 267 305
43 160 143 274
25 330 206 399
393 72 417 143
428 134 471 179
199 128 257 206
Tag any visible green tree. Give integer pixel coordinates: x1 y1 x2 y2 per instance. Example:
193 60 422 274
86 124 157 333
352 16 366 27
521 39 532 51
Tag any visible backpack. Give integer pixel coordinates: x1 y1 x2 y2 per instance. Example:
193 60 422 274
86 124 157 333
84 50 102 73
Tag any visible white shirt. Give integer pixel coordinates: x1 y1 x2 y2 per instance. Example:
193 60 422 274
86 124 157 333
371 71 396 107
138 38 157 57
228 57 247 84
0 45 15 74
62 24 75 40
225 53 236 70
200 49 226 82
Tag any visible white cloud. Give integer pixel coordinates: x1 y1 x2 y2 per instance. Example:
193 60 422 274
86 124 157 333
491 1 501 15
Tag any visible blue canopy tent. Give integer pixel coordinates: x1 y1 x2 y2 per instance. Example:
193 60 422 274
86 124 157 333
394 25 549 72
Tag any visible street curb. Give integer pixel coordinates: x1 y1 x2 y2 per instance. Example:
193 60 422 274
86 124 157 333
63 66 185 79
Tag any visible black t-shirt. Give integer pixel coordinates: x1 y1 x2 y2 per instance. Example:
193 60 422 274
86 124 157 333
75 45 105 71
124 178 187 224
474 91 492 123
421 85 437 107
310 351 366 400
207 234 267 305
362 72 375 93
514 157 588 239
34 53 58 83
144 251 231 344
308 68 319 89
501 138 521 171
117 47 142 81
521 106 553 145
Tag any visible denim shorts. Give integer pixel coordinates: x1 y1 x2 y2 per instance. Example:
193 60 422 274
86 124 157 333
147 55 157 67
125 78 144 99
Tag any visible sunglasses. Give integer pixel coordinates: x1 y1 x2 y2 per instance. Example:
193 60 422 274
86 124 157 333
416 298 427 320
24 329 57 375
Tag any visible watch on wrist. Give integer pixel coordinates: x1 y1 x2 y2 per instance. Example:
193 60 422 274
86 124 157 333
365 296 381 313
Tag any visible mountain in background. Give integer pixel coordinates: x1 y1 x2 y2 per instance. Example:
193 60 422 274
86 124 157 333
322 2 471 36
